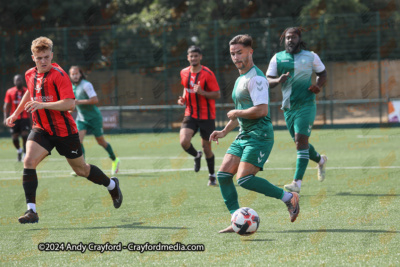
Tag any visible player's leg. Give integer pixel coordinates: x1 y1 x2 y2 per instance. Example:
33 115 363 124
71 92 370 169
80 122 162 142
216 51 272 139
10 120 22 161
236 142 300 223
303 105 327 180
180 116 202 172
18 130 52 224
284 108 312 193
20 130 29 160
94 131 120 175
11 132 22 161
20 118 31 160
200 119 216 186
70 129 87 177
60 133 123 209
217 152 240 233
218 138 252 233
287 133 310 193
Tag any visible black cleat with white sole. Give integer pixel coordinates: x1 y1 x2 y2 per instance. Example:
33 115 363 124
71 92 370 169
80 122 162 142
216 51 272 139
109 177 123 208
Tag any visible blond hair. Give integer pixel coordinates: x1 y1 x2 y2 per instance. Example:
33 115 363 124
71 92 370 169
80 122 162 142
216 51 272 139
31 37 53 54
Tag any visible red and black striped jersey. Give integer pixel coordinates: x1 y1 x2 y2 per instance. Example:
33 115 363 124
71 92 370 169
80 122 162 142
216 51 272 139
4 86 30 120
25 63 78 137
180 66 220 120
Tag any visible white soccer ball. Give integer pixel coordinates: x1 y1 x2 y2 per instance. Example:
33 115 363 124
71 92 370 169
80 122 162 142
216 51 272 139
231 207 260 236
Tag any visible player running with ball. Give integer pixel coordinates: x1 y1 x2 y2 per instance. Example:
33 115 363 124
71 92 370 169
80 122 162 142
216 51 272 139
210 35 300 233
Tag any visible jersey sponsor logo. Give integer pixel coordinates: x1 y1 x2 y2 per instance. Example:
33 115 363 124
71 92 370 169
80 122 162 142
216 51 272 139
185 88 195 93
34 95 54 102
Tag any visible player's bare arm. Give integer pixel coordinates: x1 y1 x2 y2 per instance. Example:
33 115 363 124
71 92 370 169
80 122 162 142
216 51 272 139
267 72 291 88
308 70 327 94
3 102 11 125
25 98 75 113
227 104 268 120
209 119 239 144
177 88 186 106
5 90 31 127
75 96 98 105
193 81 221 99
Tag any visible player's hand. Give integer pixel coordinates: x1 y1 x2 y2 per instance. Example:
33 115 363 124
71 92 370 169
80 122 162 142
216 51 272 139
209 130 226 144
308 84 321 94
193 81 204 95
177 96 186 106
227 110 238 120
25 101 44 113
278 72 291 84
5 114 18 127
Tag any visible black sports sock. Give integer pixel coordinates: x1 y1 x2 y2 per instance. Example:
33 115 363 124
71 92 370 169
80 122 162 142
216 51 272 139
13 138 20 150
185 144 198 157
206 155 215 175
23 168 38 204
86 164 111 187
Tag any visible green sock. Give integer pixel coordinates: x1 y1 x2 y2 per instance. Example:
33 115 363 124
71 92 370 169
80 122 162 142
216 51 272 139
294 149 309 180
237 175 284 199
105 143 116 161
309 143 321 163
81 144 85 159
217 172 239 214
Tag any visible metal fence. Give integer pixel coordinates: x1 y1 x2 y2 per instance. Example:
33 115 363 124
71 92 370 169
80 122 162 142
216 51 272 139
1 12 400 134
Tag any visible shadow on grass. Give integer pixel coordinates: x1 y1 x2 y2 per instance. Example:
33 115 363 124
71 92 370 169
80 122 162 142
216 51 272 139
241 239 275 242
28 222 189 231
336 192 400 197
273 229 399 233
115 174 158 178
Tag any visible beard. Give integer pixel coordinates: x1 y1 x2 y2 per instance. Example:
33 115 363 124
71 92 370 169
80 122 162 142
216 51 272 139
285 42 300 54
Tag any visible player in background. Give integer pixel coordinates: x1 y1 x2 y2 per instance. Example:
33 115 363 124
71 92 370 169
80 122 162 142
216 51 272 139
69 66 120 176
266 27 328 194
5 37 122 224
210 34 300 233
178 46 221 186
3 74 31 161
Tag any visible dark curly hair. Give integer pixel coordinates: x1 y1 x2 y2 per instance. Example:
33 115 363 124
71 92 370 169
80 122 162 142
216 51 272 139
280 27 307 50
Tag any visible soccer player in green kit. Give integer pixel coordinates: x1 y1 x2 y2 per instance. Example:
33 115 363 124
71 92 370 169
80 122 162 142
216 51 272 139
69 66 120 176
266 27 328 193
210 34 300 233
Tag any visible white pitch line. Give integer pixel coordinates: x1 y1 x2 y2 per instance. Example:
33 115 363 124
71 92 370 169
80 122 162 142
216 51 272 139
1 166 399 181
356 135 388 138
0 156 226 162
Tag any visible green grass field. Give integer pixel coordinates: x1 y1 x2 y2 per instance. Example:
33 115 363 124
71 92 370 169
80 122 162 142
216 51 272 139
0 128 399 266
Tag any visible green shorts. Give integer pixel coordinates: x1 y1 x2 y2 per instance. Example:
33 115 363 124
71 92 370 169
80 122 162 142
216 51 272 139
76 117 104 137
284 105 316 138
226 137 274 171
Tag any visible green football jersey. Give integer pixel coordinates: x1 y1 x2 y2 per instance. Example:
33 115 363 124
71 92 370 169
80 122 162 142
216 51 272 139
266 50 325 110
232 65 273 141
72 79 102 121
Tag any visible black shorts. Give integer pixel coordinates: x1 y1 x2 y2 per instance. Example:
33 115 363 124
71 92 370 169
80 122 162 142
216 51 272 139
10 118 31 134
27 128 83 159
181 116 215 140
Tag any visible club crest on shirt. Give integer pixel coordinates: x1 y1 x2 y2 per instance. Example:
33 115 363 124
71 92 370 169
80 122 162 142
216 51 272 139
35 77 44 93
